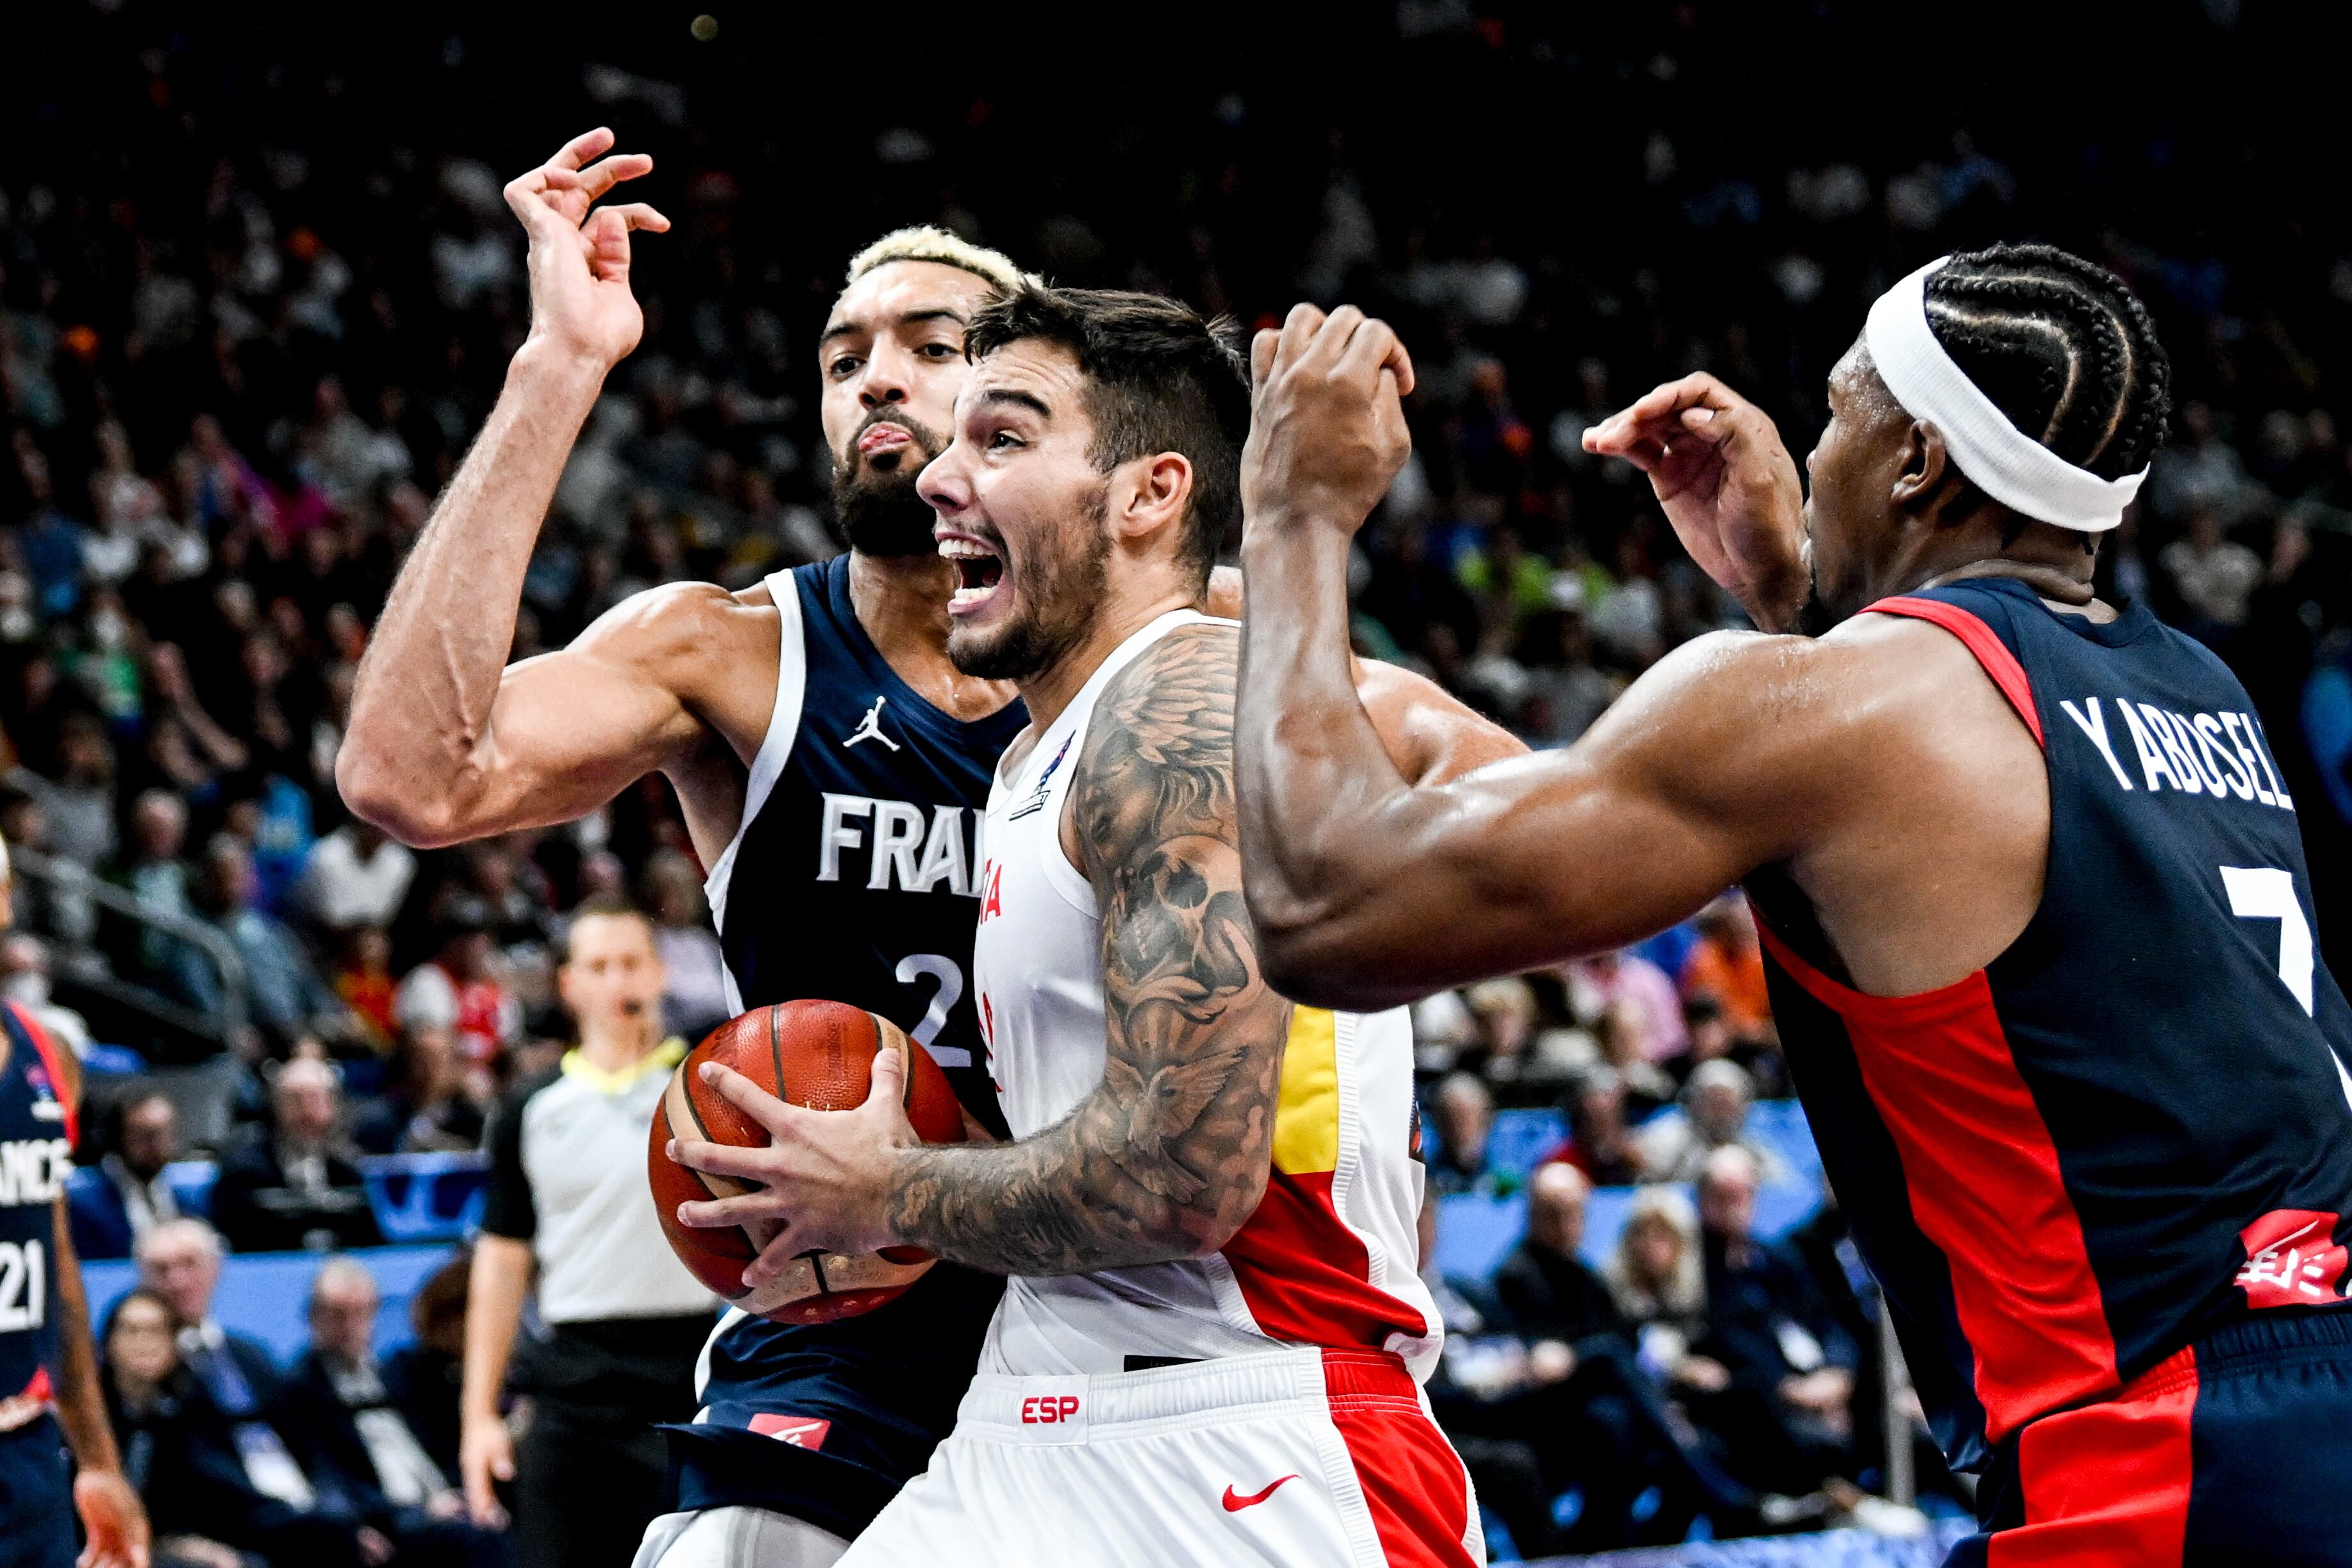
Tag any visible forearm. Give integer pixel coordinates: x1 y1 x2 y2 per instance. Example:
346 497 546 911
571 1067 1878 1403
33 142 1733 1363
1237 524 1440 987
339 346 605 839
884 1070 1276 1278
461 1237 533 1423
49 1205 124 1475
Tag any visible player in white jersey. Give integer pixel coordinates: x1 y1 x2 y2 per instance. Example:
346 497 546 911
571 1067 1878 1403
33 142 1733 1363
668 285 1506 1566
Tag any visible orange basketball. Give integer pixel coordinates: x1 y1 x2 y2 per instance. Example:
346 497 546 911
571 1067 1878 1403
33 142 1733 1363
649 1000 965 1324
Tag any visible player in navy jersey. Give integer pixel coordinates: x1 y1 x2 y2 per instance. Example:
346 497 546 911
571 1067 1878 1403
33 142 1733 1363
341 129 1515 1568
1235 246 2352 1564
0 833 149 1568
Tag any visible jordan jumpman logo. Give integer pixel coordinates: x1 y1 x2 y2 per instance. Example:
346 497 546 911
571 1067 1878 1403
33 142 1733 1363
846 695 901 751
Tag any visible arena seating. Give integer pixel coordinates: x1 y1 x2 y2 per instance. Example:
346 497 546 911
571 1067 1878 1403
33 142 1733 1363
80 1244 456 1363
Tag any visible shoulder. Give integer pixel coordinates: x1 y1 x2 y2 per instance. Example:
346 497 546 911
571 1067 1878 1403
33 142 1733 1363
1091 621 1239 739
1074 624 1239 863
1353 657 1526 785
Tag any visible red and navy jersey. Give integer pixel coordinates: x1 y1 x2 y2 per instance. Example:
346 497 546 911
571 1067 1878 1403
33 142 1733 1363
0 1003 74 1412
1747 576 2352 1472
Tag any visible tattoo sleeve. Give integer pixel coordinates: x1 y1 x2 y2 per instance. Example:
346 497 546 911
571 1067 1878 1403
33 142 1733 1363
884 625 1292 1276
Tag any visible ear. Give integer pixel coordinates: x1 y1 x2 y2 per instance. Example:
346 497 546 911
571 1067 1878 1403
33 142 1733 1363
1890 423 1974 530
1109 451 1195 549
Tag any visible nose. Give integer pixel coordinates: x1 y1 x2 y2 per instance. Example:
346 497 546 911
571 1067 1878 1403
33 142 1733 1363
918 444 969 517
858 342 917 412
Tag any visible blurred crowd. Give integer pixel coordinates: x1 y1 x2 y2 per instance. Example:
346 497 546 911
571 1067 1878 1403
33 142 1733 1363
5 1 2350 1559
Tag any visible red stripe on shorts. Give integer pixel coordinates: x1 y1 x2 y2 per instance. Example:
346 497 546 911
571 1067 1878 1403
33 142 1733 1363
1321 1349 1477 1568
1989 1344 2198 1567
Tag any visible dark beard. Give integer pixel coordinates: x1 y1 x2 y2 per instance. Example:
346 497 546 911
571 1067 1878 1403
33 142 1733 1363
830 415 946 558
947 488 1110 681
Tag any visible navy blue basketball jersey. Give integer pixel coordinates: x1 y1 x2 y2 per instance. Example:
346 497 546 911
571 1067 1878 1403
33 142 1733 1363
1749 576 2352 1473
0 1004 72 1416
665 555 1027 1535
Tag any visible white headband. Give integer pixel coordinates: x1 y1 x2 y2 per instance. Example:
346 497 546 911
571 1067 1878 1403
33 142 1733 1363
1863 257 2147 533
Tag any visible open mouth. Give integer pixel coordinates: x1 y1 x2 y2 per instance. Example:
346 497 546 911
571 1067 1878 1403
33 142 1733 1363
939 535 1007 615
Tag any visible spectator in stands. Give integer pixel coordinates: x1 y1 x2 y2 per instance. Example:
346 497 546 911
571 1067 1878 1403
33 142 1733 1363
1508 1165 1765 1542
278 1257 501 1567
297 818 417 937
641 849 730 1042
102 1284 374 1568
0 927 90 1051
385 1251 472 1484
69 1089 183 1259
211 1057 383 1252
1603 1187 1726 1398
25 710 118 870
2160 503 2263 639
354 1022 485 1155
1426 1071 1498 1195
336 926 399 1051
1677 895 1776 1053
118 787 194 980
99 1287 257 1568
1638 1060 1794 1185
178 835 354 1052
394 898 517 1099
1690 1147 1858 1497
1540 1065 1644 1186
1567 946 1687 1071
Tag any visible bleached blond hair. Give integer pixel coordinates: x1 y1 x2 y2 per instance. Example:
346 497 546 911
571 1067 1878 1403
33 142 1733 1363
843 226 1037 294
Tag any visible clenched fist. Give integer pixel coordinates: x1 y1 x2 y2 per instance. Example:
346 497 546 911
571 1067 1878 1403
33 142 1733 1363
1240 304 1417 542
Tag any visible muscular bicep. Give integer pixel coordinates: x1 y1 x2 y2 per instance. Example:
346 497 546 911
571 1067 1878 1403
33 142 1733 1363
362 582 758 846
1259 632 1826 1009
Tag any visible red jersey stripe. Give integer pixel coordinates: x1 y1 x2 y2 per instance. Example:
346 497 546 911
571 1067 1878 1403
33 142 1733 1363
1755 922 2117 1439
1866 594 2046 747
1221 1169 1431 1353
1322 1349 1479 1568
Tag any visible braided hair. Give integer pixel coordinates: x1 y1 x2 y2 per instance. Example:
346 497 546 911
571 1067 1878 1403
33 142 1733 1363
1917 244 2173 543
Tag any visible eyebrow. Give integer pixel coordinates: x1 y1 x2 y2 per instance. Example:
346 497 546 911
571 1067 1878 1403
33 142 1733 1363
977 387 1052 419
818 306 969 349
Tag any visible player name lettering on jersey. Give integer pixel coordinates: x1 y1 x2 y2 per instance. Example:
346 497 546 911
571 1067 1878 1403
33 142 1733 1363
0 1139 71 1207
2059 696 2294 811
816 794 985 896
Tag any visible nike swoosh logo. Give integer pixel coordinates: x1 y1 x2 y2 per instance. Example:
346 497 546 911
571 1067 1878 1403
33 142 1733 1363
1221 1474 1299 1512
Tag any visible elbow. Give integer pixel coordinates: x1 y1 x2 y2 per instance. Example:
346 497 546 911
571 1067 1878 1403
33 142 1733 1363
1185 1155 1274 1260
334 747 464 849
1250 897 1405 1013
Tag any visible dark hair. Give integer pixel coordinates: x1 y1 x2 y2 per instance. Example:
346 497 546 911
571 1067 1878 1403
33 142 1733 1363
1921 244 2173 535
560 895 653 963
103 1285 183 1343
964 285 1251 584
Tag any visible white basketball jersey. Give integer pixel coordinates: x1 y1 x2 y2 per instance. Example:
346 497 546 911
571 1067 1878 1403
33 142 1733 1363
969 610 1442 1380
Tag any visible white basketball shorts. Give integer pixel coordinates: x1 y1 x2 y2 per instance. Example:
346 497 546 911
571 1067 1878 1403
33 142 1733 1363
838 1347 1483 1567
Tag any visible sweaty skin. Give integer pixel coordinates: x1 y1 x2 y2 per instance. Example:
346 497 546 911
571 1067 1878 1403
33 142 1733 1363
1232 304 2080 1011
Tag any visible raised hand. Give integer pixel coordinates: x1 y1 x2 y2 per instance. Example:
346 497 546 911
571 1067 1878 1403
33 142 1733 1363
1582 372 1810 632
503 127 671 371
1241 303 1417 540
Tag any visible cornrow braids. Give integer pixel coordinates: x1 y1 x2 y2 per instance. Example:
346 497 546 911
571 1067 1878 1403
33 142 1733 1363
1920 243 2174 485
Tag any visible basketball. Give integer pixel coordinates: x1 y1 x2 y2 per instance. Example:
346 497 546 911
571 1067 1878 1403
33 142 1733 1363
649 1000 965 1323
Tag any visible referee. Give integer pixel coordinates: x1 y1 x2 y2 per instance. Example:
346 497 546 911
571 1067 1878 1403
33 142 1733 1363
461 898 714 1568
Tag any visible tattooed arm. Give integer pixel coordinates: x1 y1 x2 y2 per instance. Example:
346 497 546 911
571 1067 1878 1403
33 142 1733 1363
885 624 1288 1273
667 624 1289 1280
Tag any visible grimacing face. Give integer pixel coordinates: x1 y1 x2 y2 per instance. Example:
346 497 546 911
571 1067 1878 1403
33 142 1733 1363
819 260 999 558
919 338 1113 681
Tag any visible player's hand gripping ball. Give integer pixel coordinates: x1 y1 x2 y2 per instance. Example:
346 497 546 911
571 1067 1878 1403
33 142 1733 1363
649 1001 964 1322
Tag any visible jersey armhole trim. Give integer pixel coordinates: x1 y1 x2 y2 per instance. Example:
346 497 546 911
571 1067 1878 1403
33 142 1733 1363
1864 595 2045 748
1755 917 1996 1028
705 571 808 932
6 1001 77 1148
